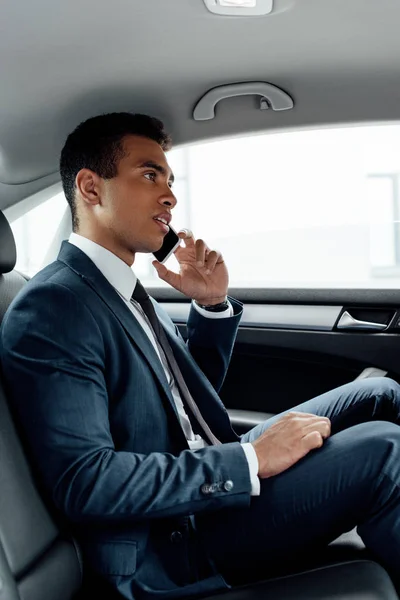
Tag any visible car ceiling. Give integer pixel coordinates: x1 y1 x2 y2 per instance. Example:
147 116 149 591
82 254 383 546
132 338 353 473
1 0 400 211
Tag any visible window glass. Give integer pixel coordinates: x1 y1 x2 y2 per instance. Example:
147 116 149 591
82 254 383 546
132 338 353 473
10 192 67 277
143 124 400 288
10 124 400 289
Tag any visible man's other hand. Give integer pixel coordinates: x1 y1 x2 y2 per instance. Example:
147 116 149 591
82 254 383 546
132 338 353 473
252 412 331 479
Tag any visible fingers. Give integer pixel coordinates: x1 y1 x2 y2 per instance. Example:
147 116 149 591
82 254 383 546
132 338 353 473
204 250 222 274
194 239 208 266
178 229 195 247
302 431 324 452
285 411 330 421
278 412 331 446
195 241 223 273
176 230 223 273
298 415 331 454
176 230 211 262
281 412 331 427
301 419 331 440
152 260 180 289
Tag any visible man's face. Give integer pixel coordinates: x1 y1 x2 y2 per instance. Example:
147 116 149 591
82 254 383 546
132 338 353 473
83 135 177 264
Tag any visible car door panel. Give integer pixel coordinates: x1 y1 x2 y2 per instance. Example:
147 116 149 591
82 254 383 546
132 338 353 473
158 288 400 434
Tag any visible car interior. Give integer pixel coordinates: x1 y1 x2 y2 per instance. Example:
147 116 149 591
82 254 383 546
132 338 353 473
1 0 400 598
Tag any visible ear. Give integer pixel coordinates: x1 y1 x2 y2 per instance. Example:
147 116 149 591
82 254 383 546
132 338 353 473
75 169 102 206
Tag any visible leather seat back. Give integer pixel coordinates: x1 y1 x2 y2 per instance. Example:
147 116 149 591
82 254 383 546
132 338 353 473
0 211 82 600
0 211 27 321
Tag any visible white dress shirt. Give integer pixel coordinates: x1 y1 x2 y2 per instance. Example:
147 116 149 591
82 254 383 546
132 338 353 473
68 233 260 495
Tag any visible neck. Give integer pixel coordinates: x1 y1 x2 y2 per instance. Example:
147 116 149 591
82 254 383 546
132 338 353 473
74 228 135 267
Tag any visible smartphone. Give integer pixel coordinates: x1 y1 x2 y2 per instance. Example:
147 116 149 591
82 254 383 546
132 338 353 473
152 225 181 264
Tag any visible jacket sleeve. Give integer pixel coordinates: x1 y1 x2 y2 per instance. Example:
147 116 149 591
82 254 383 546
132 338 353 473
0 283 251 525
185 297 243 392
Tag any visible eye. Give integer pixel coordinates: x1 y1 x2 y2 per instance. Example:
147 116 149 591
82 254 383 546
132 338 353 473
144 171 157 182
168 180 174 189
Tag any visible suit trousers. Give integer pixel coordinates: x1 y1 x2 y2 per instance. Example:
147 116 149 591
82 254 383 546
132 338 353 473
196 377 400 588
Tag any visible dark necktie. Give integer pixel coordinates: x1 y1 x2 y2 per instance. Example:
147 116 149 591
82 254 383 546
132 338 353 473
131 280 221 446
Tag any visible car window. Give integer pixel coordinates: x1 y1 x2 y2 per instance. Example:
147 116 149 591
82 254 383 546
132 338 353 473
164 123 400 289
11 123 400 288
10 192 67 277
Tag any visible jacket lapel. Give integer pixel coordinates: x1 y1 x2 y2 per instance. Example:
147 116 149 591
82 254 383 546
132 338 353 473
57 242 182 424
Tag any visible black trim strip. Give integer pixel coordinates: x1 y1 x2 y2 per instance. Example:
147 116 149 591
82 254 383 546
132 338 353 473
151 287 400 306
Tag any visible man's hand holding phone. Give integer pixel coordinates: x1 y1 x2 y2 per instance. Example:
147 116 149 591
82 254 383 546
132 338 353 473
152 228 229 305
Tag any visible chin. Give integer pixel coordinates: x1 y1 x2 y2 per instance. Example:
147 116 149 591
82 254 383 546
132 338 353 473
149 237 164 253
134 239 163 254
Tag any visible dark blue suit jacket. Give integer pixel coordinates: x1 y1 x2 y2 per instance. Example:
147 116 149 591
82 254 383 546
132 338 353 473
0 242 252 599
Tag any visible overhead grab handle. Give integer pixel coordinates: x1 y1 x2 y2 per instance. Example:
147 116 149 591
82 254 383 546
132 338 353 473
193 82 294 121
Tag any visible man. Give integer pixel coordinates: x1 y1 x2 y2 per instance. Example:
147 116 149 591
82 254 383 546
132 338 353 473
1 112 400 600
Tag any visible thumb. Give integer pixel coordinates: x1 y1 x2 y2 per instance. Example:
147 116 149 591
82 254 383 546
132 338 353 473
152 261 181 289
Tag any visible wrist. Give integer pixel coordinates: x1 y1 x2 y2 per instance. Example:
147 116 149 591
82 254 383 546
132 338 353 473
193 295 227 307
251 442 262 476
194 297 229 313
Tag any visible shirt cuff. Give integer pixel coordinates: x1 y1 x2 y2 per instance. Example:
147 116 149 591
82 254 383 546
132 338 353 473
241 442 260 496
192 300 234 319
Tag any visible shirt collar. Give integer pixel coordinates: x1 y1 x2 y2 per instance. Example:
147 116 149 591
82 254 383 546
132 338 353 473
68 233 137 301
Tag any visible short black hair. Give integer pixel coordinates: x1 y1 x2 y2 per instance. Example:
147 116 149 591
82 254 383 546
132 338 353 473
59 112 172 231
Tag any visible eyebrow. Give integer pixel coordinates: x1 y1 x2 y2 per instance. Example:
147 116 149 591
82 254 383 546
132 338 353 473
138 161 175 183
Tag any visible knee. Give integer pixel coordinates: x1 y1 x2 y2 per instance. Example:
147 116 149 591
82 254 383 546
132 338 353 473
344 421 400 481
375 377 400 413
345 422 400 516
358 376 400 402
378 377 400 399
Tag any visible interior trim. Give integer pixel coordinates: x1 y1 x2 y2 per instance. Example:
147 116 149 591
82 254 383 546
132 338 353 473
153 288 400 306
234 328 400 376
162 303 342 331
228 409 274 426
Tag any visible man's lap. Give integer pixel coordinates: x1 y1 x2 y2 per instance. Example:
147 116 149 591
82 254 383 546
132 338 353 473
200 421 399 579
197 377 400 584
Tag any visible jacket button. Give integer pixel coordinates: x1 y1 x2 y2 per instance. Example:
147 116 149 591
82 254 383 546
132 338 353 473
224 480 234 492
201 484 211 494
170 531 183 544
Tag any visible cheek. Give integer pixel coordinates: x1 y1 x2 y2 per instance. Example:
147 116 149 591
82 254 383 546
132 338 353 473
108 184 136 218
104 180 150 231
115 199 147 237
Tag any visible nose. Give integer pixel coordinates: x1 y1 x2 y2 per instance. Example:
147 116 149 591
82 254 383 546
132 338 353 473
159 187 177 209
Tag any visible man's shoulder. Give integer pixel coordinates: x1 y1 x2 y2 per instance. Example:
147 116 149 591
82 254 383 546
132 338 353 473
15 259 84 304
0 259 104 353
3 258 93 330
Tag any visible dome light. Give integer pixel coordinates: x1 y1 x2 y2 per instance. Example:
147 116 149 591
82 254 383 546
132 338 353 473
219 0 257 6
203 0 273 16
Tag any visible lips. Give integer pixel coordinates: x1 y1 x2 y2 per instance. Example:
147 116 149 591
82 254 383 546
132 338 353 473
153 219 169 233
153 213 171 225
153 213 171 233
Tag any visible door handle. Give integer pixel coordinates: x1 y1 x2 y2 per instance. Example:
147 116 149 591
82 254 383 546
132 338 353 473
337 311 388 331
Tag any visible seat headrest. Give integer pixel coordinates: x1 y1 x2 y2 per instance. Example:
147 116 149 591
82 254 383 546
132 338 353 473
0 211 17 274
